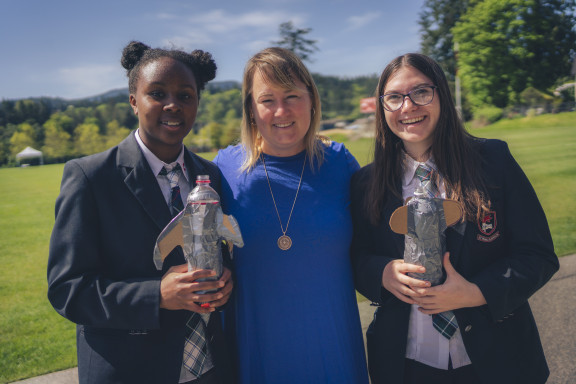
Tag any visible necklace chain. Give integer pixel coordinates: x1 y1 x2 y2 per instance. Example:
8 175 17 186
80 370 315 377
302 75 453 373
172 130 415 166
261 155 306 247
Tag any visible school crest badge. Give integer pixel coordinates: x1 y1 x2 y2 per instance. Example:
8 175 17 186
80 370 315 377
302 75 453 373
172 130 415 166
477 211 500 242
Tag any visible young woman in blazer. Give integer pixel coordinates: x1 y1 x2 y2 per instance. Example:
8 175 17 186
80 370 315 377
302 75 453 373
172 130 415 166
48 41 234 384
350 53 558 384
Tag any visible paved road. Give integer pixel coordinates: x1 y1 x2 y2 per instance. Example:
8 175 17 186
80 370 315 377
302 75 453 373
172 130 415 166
12 255 576 384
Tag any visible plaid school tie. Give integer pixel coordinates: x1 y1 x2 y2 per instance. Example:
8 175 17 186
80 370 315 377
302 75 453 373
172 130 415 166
159 163 184 215
182 313 211 377
414 163 439 198
414 163 459 339
159 163 210 376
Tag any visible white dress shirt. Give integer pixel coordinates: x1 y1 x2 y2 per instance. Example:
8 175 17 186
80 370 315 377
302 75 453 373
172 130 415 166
134 129 192 205
401 154 472 370
134 129 214 382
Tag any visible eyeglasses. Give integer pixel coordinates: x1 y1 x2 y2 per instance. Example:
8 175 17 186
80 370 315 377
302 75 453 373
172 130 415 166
380 85 437 112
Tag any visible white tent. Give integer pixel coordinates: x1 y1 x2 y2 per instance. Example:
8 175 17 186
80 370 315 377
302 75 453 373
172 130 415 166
16 146 44 165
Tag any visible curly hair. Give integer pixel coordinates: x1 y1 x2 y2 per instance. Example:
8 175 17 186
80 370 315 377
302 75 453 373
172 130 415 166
121 41 217 97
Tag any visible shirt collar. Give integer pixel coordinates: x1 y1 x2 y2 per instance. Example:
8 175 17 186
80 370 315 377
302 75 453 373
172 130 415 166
134 128 189 182
402 151 437 187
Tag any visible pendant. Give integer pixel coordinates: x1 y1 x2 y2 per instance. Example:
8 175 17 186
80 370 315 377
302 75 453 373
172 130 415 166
278 235 292 250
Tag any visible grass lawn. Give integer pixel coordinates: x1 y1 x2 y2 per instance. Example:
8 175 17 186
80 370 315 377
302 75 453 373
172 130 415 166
470 112 576 257
0 164 75 383
0 111 574 382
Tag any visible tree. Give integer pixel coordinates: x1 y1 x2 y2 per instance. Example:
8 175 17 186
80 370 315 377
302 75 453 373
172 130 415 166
43 113 73 162
220 110 241 148
104 120 131 149
73 119 106 156
0 124 17 165
520 0 576 91
419 0 474 81
272 21 319 62
452 0 576 110
9 122 38 157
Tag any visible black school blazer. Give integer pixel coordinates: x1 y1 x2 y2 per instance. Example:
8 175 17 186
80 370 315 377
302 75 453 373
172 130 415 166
48 131 234 384
350 138 559 384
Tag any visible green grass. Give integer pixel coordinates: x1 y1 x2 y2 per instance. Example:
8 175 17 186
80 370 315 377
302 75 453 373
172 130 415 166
0 112 574 382
469 112 576 257
0 164 76 383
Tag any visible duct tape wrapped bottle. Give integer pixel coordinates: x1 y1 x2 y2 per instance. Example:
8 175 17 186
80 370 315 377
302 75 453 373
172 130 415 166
153 174 244 295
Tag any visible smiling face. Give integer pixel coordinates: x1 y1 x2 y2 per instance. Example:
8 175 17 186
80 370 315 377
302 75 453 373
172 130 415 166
250 70 312 157
129 57 198 163
383 65 440 160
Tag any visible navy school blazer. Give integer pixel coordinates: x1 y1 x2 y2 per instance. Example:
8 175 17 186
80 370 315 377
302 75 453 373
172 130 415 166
350 139 559 384
47 131 234 384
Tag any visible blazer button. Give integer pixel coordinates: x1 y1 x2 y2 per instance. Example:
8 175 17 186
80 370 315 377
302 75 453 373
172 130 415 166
464 325 472 332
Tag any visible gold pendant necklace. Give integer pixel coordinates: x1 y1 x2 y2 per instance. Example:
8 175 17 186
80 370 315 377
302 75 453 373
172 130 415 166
261 154 306 251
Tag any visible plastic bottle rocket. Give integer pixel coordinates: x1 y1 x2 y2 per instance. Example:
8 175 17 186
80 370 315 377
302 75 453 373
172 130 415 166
389 186 463 285
153 175 244 284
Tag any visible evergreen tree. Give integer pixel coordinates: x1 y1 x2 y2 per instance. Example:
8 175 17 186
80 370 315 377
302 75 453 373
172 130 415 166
419 0 473 81
272 21 319 62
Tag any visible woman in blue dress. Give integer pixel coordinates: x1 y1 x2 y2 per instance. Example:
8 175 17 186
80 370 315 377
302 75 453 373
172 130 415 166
214 47 369 383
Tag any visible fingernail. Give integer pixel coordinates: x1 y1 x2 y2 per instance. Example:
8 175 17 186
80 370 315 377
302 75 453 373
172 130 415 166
201 303 211 308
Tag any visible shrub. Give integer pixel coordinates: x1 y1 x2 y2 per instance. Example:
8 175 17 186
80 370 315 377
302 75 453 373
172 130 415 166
471 106 503 128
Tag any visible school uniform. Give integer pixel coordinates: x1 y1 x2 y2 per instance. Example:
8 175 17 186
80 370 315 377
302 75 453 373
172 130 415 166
350 138 559 384
47 131 234 384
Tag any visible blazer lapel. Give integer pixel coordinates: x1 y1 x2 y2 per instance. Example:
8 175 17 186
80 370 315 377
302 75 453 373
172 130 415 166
117 132 172 230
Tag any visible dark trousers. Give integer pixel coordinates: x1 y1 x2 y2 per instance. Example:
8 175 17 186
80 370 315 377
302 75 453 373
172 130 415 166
404 358 481 384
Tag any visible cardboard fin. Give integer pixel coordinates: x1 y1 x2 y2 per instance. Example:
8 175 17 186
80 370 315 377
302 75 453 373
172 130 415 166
443 200 464 227
389 206 409 234
222 214 237 236
157 221 184 262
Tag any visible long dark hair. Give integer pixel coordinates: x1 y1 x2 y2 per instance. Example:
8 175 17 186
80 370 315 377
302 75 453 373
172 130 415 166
366 53 489 225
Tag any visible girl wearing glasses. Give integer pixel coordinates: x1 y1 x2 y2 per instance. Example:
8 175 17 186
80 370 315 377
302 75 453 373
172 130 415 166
350 53 558 384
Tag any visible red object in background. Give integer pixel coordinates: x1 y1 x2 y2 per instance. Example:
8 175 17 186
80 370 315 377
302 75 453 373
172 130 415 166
360 97 376 113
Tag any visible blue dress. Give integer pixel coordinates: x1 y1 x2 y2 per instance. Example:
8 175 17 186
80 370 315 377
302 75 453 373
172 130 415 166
214 142 369 384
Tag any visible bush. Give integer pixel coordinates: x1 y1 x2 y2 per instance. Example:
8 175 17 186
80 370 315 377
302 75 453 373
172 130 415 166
471 106 503 128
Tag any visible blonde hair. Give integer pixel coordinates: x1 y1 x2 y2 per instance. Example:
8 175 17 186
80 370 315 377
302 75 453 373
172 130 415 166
240 47 324 172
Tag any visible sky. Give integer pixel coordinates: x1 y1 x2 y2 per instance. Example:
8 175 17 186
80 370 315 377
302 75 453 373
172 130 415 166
0 0 425 100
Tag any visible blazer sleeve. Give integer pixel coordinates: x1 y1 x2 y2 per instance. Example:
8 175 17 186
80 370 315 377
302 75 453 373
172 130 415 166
468 140 559 321
47 159 162 329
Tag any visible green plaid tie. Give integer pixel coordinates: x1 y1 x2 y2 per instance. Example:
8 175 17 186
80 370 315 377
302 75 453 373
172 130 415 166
414 163 439 198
